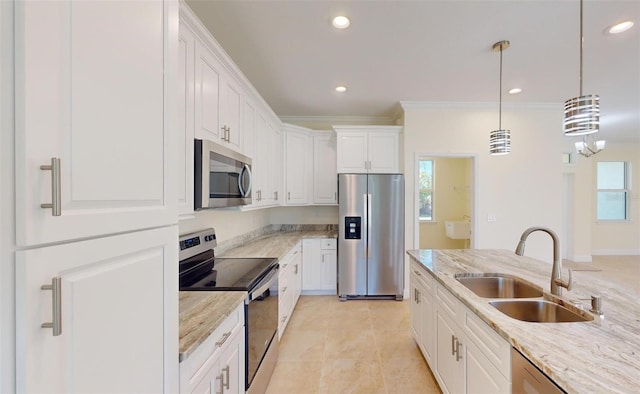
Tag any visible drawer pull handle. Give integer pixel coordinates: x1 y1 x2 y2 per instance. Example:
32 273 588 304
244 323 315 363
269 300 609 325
41 277 62 336
40 157 61 216
451 335 456 356
215 331 232 347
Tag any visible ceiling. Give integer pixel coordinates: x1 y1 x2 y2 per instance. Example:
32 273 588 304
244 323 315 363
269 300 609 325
186 0 640 143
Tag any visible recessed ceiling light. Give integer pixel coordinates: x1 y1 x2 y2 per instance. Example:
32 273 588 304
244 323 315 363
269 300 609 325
332 16 350 29
606 20 634 34
508 88 522 95
335 86 347 93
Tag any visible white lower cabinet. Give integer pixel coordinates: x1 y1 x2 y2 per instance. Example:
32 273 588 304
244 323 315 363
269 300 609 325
302 238 337 294
16 227 178 393
410 265 435 366
410 261 511 394
278 242 302 339
180 303 245 394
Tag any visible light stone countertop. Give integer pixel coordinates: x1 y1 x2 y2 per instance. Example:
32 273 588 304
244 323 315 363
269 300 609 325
407 249 640 394
179 229 337 362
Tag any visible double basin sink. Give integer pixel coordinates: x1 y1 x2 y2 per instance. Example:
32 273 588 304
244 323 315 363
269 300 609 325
455 274 593 323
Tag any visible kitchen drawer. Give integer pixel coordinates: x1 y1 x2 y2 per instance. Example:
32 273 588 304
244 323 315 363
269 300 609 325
181 302 244 388
320 239 337 250
463 307 511 379
410 261 434 295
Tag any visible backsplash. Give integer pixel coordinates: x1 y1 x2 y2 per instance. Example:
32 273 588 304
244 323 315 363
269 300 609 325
214 224 338 256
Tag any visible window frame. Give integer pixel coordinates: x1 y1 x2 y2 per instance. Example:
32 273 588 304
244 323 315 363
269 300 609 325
418 159 435 222
596 161 630 222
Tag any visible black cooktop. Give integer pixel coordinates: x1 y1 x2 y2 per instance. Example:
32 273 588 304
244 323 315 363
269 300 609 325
179 254 278 291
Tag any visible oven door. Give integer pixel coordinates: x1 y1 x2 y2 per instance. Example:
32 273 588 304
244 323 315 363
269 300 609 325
195 139 252 209
246 265 278 391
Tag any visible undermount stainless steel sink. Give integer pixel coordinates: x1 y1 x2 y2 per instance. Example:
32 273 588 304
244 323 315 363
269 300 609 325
455 274 543 298
489 300 594 323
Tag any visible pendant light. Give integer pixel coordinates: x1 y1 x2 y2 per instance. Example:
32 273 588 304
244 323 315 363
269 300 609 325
563 0 599 136
489 40 511 156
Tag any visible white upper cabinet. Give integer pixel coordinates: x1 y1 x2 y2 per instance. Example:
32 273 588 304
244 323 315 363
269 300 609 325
14 0 176 247
220 76 242 152
268 123 284 205
187 6 243 152
284 125 312 205
194 39 222 143
177 23 196 217
313 132 337 204
334 126 402 174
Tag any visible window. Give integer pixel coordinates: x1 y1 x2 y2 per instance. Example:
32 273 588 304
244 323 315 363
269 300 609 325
419 160 434 221
597 161 629 221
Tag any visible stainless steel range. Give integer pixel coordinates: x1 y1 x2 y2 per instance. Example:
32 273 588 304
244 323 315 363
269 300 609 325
179 228 279 393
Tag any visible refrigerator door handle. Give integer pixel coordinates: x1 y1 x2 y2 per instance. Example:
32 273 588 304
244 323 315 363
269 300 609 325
363 193 368 259
367 193 372 260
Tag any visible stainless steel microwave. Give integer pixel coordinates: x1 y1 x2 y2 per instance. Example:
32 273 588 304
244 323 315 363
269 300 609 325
195 139 252 209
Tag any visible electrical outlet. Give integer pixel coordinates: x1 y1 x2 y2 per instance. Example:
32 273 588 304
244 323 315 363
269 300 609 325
487 213 497 222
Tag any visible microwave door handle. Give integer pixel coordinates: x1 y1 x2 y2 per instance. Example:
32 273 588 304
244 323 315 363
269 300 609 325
239 164 252 197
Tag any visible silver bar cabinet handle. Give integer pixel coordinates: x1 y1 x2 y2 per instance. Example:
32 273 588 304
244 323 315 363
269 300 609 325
222 366 230 390
455 339 463 361
451 335 456 356
215 331 232 347
41 277 62 336
40 157 61 216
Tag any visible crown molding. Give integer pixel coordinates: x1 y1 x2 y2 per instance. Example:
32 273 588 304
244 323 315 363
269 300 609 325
279 115 397 125
400 101 561 111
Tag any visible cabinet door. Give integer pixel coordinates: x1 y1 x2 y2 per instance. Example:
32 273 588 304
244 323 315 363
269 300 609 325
221 77 242 152
302 239 321 290
218 327 244 394
285 130 311 205
268 123 283 204
368 132 400 173
313 133 337 204
16 226 178 393
409 276 423 344
464 340 510 394
242 98 256 160
195 40 222 142
251 112 267 206
177 24 196 217
320 250 337 292
435 309 464 394
15 0 175 247
420 287 436 367
336 133 368 173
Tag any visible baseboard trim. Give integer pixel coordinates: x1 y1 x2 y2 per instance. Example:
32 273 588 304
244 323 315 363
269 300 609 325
591 249 640 256
566 254 593 263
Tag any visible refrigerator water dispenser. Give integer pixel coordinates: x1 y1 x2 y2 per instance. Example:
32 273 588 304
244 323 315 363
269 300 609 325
344 217 361 239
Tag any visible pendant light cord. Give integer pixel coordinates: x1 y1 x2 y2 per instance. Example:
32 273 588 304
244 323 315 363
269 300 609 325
579 0 583 96
499 44 503 130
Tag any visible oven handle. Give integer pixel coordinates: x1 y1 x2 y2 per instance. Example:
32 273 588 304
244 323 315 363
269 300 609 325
249 265 278 301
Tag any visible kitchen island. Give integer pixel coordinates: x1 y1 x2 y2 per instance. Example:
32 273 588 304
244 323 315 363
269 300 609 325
407 249 639 393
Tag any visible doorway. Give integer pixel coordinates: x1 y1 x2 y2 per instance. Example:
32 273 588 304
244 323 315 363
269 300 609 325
414 154 476 249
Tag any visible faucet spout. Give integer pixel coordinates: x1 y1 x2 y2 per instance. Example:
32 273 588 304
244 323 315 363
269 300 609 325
514 226 571 296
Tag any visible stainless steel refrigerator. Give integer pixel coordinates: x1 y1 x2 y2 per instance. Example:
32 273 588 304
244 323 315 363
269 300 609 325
338 173 404 300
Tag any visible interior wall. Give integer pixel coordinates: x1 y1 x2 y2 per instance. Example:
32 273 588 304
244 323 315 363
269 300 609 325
403 103 564 265
419 157 471 249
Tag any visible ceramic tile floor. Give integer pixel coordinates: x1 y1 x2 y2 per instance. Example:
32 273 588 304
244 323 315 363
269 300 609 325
265 296 441 394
